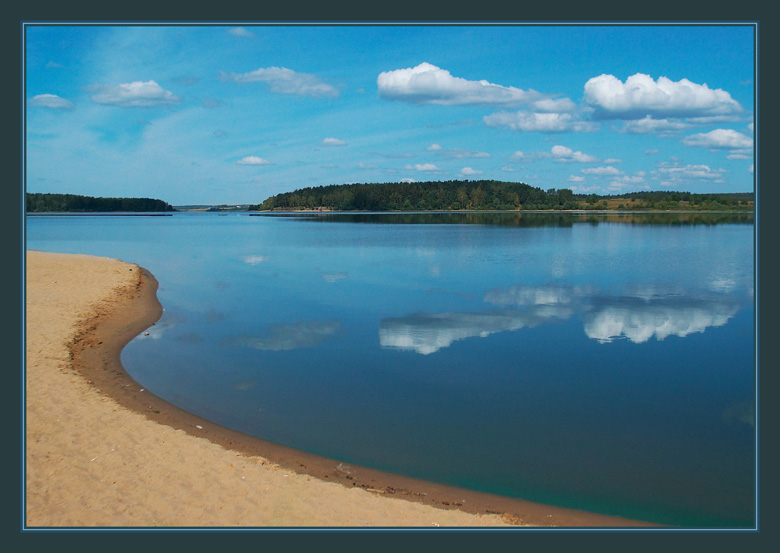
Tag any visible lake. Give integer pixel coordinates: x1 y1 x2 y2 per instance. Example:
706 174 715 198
25 211 756 527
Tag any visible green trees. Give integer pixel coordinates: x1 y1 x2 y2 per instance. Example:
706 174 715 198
254 180 575 212
251 182 754 213
26 193 176 212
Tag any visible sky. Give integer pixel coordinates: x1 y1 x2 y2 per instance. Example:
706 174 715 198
24 24 756 205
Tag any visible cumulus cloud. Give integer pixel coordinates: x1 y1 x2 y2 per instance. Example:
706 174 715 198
528 97 577 113
237 156 270 165
321 137 347 146
568 175 585 182
220 66 339 98
427 143 442 151
460 167 483 176
682 128 754 150
405 163 439 171
653 163 727 186
509 151 528 162
581 166 621 176
584 73 743 120
621 116 692 134
377 62 543 106
483 111 598 133
28 93 74 110
549 145 598 163
89 80 180 107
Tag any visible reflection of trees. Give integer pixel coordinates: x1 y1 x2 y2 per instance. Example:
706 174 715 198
255 211 754 227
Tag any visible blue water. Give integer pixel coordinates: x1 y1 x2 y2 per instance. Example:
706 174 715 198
25 212 756 527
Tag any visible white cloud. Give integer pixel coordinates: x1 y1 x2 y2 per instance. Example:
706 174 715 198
581 166 621 176
682 128 754 150
28 93 74 110
645 149 659 155
321 137 347 147
405 163 439 171
430 146 491 159
460 167 483 176
89 80 180 107
621 116 692 134
509 151 528 162
400 178 416 183
220 66 339 98
549 145 598 163
483 111 598 133
654 163 727 186
584 73 743 120
749 164 754 174
377 62 542 106
528 97 577 113
568 175 585 182
237 156 270 165
228 27 255 37
502 166 518 172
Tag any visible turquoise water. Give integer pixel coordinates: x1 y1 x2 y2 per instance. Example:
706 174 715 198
26 212 756 527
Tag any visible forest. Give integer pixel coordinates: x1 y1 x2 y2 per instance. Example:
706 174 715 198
26 193 176 213
251 180 754 212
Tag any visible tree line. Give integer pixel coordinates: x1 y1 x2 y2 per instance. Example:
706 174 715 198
26 193 176 213
251 180 754 212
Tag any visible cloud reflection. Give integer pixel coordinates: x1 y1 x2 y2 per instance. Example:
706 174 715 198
582 297 740 344
380 306 572 355
383 283 745 354
223 319 344 351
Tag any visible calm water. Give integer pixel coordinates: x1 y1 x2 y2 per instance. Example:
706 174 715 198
26 212 756 527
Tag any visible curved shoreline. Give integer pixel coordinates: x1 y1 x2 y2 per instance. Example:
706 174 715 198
30 250 657 528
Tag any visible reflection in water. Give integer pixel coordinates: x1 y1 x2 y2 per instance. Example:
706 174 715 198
242 254 267 265
322 272 347 282
722 399 755 427
258 211 754 227
135 312 185 340
380 306 573 355
484 284 588 307
223 319 344 351
583 297 740 344
385 284 745 353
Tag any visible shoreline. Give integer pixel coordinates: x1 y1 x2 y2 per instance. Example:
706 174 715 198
26 250 658 528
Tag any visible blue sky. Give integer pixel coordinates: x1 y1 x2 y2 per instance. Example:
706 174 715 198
25 24 755 205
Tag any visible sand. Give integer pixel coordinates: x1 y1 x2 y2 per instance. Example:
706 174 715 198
24 250 653 528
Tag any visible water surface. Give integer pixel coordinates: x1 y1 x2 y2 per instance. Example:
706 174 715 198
26 212 756 527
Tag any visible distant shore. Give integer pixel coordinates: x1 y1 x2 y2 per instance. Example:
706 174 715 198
25 250 657 528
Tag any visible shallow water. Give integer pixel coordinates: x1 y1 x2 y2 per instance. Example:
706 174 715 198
26 211 756 527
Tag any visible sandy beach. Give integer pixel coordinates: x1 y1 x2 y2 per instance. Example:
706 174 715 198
24 250 654 528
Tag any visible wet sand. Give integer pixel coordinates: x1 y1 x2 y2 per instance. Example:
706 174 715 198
24 250 656 528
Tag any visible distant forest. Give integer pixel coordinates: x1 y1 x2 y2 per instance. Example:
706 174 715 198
252 180 753 212
26 193 176 213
